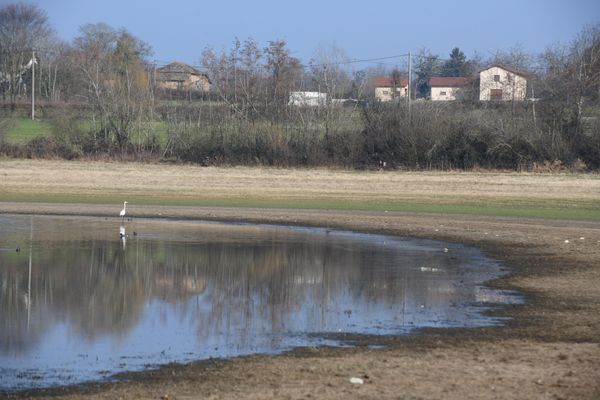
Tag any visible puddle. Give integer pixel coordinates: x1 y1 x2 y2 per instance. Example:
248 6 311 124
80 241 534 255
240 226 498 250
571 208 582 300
0 215 521 390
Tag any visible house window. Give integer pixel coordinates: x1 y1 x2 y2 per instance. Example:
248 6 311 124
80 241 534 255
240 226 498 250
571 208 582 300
382 90 389 95
440 91 447 96
493 75 500 82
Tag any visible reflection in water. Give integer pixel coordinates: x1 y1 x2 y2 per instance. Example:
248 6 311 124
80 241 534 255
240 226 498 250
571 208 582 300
119 225 126 249
0 215 520 390
26 217 33 333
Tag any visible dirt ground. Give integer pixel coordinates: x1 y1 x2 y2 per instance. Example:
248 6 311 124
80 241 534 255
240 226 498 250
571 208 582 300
1 204 600 400
0 160 599 399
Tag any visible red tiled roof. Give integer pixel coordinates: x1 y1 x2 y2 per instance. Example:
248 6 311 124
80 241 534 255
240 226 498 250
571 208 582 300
428 77 471 87
374 76 409 87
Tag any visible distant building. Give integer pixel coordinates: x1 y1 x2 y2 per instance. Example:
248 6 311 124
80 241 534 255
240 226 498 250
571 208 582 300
155 61 210 93
429 77 471 101
288 91 327 106
479 64 527 101
374 76 409 102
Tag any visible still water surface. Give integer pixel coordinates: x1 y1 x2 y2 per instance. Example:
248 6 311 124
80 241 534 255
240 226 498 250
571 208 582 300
0 215 519 390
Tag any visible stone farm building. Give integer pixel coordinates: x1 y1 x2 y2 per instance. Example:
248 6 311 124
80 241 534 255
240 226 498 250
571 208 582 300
479 64 527 101
155 61 210 94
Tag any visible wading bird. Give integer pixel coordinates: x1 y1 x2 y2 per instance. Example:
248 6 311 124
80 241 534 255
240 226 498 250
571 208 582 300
120 201 128 222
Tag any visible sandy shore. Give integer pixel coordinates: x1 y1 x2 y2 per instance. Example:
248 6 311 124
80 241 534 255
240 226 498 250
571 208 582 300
1 203 600 399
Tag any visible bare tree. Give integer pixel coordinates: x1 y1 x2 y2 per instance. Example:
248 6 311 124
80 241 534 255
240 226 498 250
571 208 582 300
264 39 303 119
539 23 600 136
201 37 266 121
0 3 53 101
570 24 600 131
72 23 154 152
237 38 264 120
308 43 352 140
309 42 351 99
490 44 533 72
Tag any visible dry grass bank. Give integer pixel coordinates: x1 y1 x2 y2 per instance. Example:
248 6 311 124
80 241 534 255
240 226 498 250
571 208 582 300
1 160 599 215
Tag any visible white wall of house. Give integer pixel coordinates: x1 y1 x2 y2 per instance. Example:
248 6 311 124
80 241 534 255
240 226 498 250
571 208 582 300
375 86 408 102
431 86 463 101
479 66 527 101
288 91 327 106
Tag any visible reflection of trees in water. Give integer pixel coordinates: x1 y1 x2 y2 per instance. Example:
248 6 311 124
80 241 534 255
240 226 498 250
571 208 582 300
0 240 148 354
64 241 146 338
0 262 36 355
182 239 466 345
0 238 212 352
0 229 471 356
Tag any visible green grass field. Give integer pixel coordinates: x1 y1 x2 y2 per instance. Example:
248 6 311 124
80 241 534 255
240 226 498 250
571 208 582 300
1 192 599 221
3 117 52 143
3 116 169 145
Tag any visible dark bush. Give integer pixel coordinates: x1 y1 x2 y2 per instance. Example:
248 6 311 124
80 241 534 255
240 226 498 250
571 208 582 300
24 136 80 159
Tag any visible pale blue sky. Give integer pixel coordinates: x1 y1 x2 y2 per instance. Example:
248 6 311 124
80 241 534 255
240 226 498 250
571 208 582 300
4 0 600 67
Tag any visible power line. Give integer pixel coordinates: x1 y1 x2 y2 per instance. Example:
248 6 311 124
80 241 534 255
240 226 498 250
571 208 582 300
5 47 551 75
168 53 411 72
306 53 410 69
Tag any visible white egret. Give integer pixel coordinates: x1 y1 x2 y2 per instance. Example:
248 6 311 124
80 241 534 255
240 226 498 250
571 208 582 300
120 201 128 221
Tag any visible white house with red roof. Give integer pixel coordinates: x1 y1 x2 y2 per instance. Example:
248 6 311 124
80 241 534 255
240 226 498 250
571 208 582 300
374 76 409 102
429 77 471 101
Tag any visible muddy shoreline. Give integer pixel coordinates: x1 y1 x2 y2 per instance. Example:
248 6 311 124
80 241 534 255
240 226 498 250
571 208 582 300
2 203 600 399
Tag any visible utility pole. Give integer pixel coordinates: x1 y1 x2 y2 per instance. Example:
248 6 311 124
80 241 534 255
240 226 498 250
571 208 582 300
31 50 35 120
530 86 538 133
407 51 412 124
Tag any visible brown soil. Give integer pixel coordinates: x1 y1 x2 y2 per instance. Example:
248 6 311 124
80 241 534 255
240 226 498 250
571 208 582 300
1 204 600 400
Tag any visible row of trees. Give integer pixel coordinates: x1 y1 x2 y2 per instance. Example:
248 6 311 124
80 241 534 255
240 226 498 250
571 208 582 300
0 3 599 170
0 3 55 102
0 4 157 153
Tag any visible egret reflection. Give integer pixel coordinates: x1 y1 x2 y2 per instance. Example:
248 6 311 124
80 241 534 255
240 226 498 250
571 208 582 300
119 225 126 249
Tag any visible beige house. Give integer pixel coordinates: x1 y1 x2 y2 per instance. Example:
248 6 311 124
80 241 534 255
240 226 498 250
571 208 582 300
374 76 409 101
156 61 210 92
479 64 527 101
429 77 471 101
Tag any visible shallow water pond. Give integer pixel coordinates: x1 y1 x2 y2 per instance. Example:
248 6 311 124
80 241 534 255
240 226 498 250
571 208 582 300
0 215 520 390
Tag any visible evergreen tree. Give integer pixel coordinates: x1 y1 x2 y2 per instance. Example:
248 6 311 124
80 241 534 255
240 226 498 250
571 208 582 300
441 47 469 77
414 49 441 98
